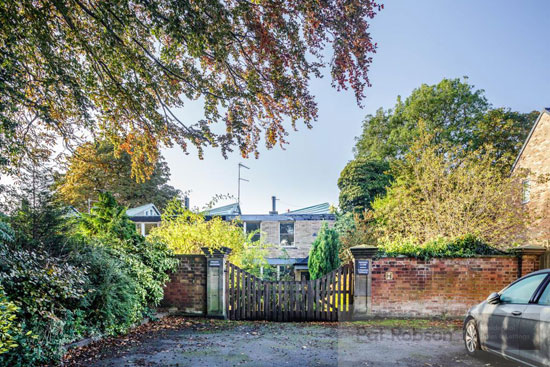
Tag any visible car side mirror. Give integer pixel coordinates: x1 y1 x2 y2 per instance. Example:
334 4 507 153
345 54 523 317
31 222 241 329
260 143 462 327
487 292 501 304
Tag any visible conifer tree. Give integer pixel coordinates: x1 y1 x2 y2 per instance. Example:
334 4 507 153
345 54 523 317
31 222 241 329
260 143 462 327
308 223 341 280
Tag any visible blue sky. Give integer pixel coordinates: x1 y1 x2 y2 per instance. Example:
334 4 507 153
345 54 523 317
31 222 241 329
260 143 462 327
164 0 550 214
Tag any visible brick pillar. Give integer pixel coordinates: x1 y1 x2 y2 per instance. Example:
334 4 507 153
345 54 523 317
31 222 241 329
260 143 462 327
202 247 232 319
350 246 378 320
517 245 546 277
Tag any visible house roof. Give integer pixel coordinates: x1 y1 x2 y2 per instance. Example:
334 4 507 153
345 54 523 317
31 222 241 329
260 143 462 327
126 203 160 217
511 108 550 173
288 202 332 215
203 202 241 216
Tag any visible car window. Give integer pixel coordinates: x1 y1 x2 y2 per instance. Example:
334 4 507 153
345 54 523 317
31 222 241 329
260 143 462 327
500 274 547 304
537 279 550 305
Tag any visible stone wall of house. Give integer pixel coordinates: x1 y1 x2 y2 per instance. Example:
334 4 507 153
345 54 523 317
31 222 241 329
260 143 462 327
370 256 522 317
260 221 279 247
263 220 335 259
161 255 207 314
513 111 550 246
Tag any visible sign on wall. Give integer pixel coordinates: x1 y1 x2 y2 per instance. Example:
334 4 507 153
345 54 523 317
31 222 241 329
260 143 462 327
357 260 369 275
209 259 221 267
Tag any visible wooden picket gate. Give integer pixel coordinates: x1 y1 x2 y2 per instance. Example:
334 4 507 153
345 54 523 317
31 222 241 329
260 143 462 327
225 262 354 321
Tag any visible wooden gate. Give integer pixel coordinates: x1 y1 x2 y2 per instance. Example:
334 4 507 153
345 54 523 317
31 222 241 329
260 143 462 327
225 262 354 321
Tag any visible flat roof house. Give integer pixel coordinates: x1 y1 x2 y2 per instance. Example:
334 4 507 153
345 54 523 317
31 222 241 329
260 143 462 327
206 198 336 281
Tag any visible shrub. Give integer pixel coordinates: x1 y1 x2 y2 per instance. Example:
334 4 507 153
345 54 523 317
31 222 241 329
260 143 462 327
77 192 178 308
308 223 341 279
69 243 142 335
0 286 19 355
148 198 269 273
378 234 505 260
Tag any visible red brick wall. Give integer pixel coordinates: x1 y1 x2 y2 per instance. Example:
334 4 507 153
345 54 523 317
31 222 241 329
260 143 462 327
161 255 207 314
371 256 520 317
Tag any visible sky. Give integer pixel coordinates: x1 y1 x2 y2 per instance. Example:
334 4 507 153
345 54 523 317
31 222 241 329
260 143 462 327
163 0 550 214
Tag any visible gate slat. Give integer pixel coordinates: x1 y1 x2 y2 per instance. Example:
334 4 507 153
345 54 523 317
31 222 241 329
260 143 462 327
300 280 306 321
322 275 328 321
335 267 341 321
331 270 337 321
229 264 234 320
265 282 271 321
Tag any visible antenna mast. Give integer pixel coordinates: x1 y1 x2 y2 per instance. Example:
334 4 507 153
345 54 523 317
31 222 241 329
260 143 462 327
238 163 250 205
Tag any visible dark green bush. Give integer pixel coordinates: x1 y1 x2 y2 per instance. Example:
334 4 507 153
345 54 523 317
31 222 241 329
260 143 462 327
378 234 504 260
0 191 178 365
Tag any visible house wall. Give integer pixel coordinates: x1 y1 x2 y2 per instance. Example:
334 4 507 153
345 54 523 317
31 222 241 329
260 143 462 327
371 256 521 317
513 112 550 246
262 220 335 259
160 255 207 314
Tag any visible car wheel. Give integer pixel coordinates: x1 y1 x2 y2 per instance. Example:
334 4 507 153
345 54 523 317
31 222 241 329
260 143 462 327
464 318 481 356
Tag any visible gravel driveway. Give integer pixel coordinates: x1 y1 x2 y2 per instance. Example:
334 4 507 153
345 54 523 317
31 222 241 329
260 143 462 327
64 317 522 367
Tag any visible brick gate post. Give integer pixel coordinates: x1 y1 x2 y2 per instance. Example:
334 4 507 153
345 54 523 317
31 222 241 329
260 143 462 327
350 245 378 320
202 247 232 319
517 245 546 277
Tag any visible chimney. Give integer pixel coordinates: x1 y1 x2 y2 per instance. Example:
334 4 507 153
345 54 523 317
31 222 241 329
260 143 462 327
269 196 278 215
184 196 190 210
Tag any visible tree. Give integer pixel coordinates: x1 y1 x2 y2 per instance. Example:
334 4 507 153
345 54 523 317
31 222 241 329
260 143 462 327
371 129 527 247
308 223 341 279
1 0 382 179
354 78 535 167
338 158 391 213
3 158 71 254
55 140 180 212
78 192 178 306
147 198 268 275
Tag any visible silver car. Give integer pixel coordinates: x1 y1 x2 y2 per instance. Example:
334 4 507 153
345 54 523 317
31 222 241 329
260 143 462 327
464 269 550 366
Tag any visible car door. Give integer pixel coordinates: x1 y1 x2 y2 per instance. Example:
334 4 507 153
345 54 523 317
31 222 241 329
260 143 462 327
519 276 550 366
483 273 548 359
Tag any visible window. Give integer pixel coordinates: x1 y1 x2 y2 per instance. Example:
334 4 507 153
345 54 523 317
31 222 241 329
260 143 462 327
244 221 261 242
280 222 294 247
538 280 550 305
522 179 531 204
500 274 547 304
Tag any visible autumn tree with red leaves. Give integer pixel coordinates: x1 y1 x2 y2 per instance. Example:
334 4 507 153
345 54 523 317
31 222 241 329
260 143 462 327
1 0 382 180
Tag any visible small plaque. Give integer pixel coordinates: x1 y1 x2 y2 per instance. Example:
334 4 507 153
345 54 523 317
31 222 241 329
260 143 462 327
357 260 369 275
209 259 221 267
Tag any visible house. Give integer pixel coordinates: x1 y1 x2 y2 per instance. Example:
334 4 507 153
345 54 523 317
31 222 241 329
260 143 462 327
511 108 550 247
126 203 162 236
208 197 336 281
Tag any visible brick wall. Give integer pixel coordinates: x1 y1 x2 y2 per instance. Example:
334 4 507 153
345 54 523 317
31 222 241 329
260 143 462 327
161 255 207 314
371 256 521 317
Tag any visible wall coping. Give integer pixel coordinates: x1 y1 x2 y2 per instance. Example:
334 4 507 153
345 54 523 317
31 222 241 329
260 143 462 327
173 254 207 258
375 255 517 260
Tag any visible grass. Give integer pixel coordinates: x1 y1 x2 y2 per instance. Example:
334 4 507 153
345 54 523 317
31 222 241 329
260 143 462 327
343 318 462 330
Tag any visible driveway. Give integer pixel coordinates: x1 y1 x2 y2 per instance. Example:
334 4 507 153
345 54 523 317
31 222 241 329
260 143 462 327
64 317 521 367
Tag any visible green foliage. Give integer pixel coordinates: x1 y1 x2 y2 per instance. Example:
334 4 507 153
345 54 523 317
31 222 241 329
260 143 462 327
0 286 19 355
338 158 391 213
77 192 178 307
55 140 180 212
371 128 527 247
1 0 381 178
148 198 269 273
354 77 535 168
378 235 504 260
308 223 341 280
69 243 142 335
334 211 378 263
0 185 177 365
